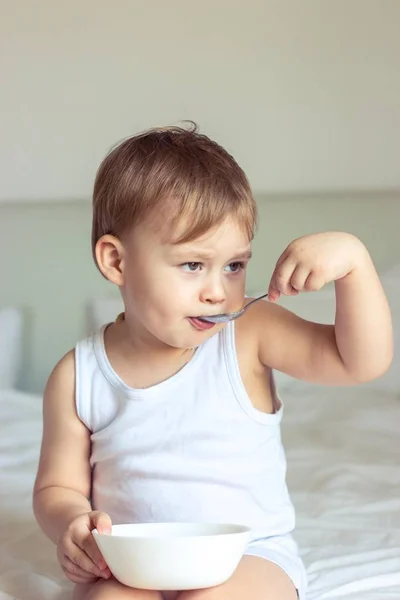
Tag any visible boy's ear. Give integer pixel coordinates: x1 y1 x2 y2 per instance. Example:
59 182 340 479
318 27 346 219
95 235 125 286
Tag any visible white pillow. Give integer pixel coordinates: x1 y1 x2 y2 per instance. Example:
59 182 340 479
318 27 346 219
0 307 22 390
87 296 124 331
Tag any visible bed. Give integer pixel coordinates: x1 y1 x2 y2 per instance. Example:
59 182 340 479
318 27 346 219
1 384 399 600
1 266 399 600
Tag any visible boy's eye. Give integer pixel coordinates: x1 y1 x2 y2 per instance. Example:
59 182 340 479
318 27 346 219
225 262 245 273
181 261 245 273
182 262 201 272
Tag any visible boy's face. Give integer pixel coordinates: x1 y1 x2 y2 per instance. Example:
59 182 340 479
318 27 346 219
121 215 252 349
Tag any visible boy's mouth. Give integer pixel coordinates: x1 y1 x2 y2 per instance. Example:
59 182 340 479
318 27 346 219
188 317 216 331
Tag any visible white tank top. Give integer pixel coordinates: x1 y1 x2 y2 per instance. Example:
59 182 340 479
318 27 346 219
75 321 295 542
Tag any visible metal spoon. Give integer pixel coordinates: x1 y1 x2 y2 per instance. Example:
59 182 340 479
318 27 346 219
198 293 269 324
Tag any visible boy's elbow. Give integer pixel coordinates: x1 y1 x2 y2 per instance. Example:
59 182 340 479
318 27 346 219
32 484 45 516
373 341 395 380
352 348 394 384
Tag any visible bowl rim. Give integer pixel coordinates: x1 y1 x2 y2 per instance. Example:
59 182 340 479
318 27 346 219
92 522 252 540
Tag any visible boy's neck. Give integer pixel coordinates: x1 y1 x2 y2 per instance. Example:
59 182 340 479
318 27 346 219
103 313 196 389
110 311 194 362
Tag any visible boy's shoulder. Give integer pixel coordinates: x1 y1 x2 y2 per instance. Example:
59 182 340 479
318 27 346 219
42 349 79 423
234 298 285 370
49 324 106 388
46 349 76 392
238 296 296 338
236 297 313 372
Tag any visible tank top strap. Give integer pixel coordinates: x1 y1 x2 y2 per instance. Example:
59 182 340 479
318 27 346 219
75 325 109 431
221 320 283 422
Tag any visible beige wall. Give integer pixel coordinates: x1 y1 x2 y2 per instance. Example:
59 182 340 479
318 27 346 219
2 2 400 392
1 0 400 200
1 192 399 393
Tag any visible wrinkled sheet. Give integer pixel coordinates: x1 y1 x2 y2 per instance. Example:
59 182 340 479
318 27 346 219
0 385 399 599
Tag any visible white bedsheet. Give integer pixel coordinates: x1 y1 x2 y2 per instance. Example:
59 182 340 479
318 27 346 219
0 385 399 600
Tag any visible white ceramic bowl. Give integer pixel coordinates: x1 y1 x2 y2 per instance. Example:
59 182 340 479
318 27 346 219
93 522 251 590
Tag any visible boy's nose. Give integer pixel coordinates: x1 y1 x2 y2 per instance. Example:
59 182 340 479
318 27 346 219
200 281 226 305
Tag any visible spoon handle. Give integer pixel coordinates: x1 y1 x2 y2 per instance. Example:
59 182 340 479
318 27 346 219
244 293 269 310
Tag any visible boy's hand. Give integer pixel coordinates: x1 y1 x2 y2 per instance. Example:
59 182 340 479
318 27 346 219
268 232 366 302
57 511 112 583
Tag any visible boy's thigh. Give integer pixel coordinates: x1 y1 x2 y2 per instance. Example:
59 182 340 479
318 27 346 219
178 556 298 600
73 578 164 600
72 556 298 600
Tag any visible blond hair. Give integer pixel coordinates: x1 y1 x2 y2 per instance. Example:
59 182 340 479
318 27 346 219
92 123 257 265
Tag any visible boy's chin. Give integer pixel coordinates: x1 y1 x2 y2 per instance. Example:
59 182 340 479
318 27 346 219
147 318 219 350
163 331 213 351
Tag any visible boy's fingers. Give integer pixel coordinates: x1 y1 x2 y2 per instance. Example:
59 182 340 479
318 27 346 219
267 281 280 302
270 257 302 297
304 271 326 292
91 511 112 534
68 541 102 576
85 512 113 570
82 532 109 570
268 253 295 301
68 527 100 570
62 555 101 582
290 265 310 292
275 248 289 268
